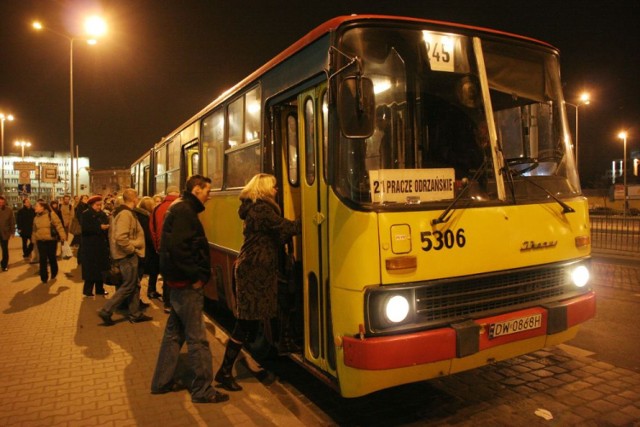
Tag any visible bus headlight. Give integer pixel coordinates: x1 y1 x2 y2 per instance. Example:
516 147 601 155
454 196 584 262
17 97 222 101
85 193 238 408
385 295 410 323
571 265 590 288
366 288 415 332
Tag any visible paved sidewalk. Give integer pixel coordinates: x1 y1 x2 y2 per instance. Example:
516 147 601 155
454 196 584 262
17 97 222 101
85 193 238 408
0 237 320 426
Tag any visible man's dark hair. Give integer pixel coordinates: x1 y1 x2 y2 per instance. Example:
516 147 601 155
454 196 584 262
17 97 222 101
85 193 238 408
185 174 212 192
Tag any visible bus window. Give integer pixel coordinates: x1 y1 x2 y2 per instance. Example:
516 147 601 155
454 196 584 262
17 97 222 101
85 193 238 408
245 87 261 143
168 138 180 170
304 97 316 185
226 87 261 188
483 40 579 196
335 28 488 205
167 169 180 190
155 146 167 195
202 109 225 190
226 146 260 188
228 97 243 148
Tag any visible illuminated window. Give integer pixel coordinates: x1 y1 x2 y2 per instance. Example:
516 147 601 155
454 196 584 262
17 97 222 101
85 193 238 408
202 109 225 190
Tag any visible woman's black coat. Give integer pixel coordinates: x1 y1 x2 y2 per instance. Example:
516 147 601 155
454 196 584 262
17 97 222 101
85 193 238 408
80 208 110 281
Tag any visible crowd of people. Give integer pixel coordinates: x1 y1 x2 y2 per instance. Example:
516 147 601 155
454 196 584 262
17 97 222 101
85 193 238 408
0 172 300 405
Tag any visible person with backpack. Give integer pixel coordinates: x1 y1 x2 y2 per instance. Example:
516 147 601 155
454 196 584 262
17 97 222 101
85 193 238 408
97 189 152 325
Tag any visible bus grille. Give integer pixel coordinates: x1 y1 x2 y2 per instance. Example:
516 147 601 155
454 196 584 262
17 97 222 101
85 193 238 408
415 265 579 324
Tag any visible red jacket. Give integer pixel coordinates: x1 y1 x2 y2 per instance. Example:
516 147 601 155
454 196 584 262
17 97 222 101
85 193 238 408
149 194 179 251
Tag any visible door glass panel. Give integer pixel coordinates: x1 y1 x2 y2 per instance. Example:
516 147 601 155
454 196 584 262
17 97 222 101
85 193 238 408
304 97 316 185
287 114 298 185
321 90 329 181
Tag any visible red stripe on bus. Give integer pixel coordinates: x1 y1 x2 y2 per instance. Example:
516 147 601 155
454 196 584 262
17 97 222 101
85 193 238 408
566 291 596 327
343 328 456 370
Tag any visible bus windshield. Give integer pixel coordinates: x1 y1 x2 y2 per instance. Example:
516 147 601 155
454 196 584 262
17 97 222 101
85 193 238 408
335 26 579 208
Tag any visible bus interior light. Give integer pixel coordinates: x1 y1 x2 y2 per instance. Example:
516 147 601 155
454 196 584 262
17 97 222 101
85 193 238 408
385 295 410 323
571 265 590 288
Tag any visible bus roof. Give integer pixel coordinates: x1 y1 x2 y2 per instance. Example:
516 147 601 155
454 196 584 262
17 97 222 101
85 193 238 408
157 14 555 146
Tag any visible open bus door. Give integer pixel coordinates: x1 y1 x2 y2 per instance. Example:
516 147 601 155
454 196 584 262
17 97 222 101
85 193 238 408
297 85 336 379
271 84 335 383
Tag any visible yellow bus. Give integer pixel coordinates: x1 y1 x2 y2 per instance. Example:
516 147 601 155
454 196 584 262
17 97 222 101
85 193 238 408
131 15 595 397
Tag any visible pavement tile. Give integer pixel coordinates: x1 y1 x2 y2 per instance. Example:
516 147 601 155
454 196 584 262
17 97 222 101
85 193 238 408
0 238 306 426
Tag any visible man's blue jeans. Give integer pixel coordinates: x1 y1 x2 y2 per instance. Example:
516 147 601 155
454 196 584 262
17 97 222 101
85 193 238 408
102 256 142 317
151 285 215 401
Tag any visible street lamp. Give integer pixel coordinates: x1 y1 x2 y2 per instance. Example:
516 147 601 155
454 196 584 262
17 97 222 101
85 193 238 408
15 140 32 159
618 131 628 217
0 113 15 195
566 92 590 171
32 16 107 198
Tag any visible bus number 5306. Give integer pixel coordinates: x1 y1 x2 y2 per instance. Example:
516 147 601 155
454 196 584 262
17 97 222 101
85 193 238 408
421 229 466 251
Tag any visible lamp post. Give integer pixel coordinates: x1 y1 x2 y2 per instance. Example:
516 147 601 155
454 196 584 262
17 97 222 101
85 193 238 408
32 17 106 198
566 92 590 171
0 113 15 195
618 131 628 217
14 140 32 159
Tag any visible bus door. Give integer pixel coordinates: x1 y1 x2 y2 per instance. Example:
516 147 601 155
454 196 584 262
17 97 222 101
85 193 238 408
181 140 200 183
143 165 150 196
298 86 334 375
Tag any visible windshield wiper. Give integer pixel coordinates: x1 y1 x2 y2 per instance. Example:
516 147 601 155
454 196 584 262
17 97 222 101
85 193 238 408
506 168 575 214
431 158 489 225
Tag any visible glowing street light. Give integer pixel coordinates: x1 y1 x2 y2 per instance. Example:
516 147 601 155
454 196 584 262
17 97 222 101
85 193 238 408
618 131 629 217
32 16 107 197
15 140 32 159
566 92 591 171
0 113 15 195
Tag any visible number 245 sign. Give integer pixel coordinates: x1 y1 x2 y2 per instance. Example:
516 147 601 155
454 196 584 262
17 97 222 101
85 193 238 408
420 229 466 251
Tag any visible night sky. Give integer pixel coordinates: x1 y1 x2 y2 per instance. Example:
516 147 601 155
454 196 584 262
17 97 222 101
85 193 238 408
0 0 638 187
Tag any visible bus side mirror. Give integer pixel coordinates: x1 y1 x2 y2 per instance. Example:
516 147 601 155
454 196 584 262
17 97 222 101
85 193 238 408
337 76 375 139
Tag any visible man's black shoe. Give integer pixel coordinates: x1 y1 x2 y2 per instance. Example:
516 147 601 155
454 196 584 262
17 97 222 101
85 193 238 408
98 310 115 326
129 314 153 323
150 382 186 395
192 391 229 404
147 291 162 299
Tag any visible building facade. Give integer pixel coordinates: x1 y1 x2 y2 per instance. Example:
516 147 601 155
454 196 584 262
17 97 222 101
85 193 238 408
0 152 90 207
90 168 130 196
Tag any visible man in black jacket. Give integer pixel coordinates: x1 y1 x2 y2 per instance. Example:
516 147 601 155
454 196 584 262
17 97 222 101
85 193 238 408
16 198 35 259
150 175 229 404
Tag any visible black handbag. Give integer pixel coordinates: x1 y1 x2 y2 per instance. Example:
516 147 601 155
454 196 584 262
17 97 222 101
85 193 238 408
102 261 123 286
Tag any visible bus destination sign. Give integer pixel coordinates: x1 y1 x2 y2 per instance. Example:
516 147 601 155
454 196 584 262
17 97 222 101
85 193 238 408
369 168 455 204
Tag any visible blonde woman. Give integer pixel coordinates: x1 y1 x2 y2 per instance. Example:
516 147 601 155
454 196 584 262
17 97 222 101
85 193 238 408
215 173 300 391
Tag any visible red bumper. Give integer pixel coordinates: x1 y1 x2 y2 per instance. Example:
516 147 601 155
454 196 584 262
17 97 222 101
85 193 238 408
343 291 596 370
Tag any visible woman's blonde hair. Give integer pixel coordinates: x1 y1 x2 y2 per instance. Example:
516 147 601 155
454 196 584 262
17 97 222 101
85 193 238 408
239 173 276 202
137 196 155 214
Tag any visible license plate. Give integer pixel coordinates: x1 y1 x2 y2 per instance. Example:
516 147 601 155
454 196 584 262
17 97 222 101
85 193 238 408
489 314 542 339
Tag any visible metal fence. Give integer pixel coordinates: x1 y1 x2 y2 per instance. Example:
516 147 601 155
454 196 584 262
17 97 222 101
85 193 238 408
590 215 640 254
